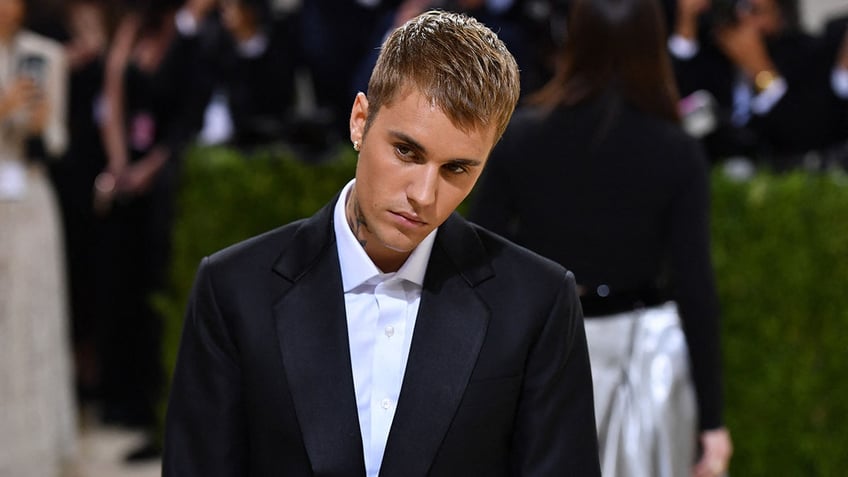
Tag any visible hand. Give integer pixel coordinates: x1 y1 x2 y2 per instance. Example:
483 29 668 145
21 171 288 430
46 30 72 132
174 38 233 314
715 19 775 80
837 30 848 70
115 147 169 196
0 77 38 119
692 427 733 477
24 92 49 134
678 0 711 21
676 0 711 39
185 0 217 21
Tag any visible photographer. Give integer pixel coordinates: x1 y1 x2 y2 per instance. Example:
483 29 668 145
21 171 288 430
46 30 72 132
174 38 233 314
669 0 848 169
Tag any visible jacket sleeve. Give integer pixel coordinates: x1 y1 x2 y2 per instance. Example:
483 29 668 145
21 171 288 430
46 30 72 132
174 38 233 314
509 270 602 476
163 257 248 476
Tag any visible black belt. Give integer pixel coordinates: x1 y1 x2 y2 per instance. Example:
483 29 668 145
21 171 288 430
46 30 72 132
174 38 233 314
579 286 665 317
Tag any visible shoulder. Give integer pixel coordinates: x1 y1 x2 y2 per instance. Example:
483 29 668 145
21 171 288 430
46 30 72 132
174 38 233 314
463 219 575 296
462 221 581 332
475 223 564 271
205 218 306 270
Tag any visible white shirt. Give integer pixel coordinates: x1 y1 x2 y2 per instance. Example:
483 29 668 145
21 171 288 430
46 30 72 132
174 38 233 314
333 179 437 477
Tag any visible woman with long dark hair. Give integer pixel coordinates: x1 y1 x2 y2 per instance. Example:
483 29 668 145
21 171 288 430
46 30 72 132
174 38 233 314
470 0 732 475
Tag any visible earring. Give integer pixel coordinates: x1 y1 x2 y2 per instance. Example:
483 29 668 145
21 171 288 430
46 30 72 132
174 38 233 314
353 140 360 152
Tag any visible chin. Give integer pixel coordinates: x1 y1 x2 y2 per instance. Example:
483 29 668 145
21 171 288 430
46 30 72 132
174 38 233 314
379 238 416 254
375 230 419 254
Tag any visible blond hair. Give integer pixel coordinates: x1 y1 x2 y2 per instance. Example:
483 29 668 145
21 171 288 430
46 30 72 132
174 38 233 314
365 10 520 140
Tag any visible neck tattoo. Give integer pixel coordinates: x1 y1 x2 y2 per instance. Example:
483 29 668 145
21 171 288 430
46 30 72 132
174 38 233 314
347 195 369 249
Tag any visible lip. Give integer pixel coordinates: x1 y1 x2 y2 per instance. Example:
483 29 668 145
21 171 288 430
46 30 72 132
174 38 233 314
390 210 427 227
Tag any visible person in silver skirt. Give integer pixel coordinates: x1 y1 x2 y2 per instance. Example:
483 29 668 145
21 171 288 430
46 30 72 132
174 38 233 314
469 0 734 475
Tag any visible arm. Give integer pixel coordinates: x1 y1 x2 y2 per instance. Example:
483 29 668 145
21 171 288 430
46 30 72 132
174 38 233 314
674 0 711 43
509 271 601 476
163 257 247 476
100 14 139 178
666 141 733 475
38 42 69 158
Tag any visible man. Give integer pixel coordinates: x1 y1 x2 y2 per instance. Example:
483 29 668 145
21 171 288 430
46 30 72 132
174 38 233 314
163 10 600 476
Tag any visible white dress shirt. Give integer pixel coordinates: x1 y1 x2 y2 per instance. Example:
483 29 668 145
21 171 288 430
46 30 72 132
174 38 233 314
333 179 437 477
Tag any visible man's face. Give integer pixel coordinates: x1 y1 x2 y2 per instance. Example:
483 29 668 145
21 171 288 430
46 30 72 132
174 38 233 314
348 88 497 271
739 0 783 36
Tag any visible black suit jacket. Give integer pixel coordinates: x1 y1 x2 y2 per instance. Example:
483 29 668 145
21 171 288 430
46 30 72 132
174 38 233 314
163 196 600 476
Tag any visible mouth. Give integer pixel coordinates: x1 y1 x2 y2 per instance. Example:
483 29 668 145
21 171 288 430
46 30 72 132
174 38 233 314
390 210 427 227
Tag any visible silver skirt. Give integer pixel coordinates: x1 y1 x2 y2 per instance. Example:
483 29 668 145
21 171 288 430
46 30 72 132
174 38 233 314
584 301 696 477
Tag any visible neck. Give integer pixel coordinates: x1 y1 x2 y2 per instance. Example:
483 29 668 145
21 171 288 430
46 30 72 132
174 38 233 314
344 185 409 273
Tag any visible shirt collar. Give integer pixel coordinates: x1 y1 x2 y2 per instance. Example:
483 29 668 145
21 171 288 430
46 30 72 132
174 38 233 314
333 179 436 292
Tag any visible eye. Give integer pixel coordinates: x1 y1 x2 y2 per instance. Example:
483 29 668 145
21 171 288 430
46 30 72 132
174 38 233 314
443 162 469 175
394 144 415 160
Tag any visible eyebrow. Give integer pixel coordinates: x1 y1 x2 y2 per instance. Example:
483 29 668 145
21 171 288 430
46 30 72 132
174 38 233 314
388 130 484 167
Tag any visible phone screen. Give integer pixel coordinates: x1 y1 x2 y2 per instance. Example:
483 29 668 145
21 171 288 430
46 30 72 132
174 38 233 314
17 54 46 87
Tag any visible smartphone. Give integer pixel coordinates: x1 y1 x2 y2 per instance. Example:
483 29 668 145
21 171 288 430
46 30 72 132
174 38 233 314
17 54 46 87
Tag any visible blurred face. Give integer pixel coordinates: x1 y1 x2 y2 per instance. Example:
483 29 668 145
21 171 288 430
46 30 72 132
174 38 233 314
348 88 497 272
739 0 783 36
219 0 256 37
0 0 24 40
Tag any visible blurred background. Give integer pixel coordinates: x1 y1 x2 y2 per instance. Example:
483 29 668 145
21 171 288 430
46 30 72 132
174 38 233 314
0 0 846 475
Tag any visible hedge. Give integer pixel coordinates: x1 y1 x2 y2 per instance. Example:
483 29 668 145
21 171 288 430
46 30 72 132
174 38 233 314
156 145 848 475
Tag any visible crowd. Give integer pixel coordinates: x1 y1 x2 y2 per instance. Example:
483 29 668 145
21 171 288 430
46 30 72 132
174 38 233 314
0 0 845 475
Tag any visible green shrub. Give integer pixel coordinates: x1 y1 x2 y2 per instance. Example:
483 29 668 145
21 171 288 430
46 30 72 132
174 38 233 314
158 146 848 474
712 169 848 475
153 144 356 423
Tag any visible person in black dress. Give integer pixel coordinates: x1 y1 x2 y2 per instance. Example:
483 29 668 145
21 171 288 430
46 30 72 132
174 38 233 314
470 0 732 475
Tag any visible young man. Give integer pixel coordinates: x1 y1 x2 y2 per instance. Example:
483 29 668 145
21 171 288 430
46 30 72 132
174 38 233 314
163 10 600 476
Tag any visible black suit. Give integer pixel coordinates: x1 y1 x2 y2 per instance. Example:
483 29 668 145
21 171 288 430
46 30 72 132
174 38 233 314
164 196 600 476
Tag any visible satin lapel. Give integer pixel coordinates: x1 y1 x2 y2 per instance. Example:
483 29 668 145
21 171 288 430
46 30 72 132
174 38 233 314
272 199 366 476
380 214 493 476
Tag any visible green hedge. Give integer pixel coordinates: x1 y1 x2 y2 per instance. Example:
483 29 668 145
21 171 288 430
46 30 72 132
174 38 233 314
155 145 357 380
711 170 848 475
157 145 848 475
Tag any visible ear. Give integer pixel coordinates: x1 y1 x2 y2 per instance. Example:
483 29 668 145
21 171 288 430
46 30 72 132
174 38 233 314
349 92 369 146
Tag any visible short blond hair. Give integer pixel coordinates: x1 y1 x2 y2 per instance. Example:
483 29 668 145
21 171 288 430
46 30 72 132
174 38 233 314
365 10 521 140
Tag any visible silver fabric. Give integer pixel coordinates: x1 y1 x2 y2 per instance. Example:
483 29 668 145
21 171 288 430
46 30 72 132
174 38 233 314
584 301 697 477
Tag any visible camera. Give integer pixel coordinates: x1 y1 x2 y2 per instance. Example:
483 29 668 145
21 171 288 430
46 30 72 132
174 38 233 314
709 0 745 27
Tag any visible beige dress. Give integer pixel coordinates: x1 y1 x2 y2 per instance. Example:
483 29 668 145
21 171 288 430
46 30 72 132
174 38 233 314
0 30 76 476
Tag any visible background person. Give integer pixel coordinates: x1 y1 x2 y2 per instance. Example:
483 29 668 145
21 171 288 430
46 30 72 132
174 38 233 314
470 0 732 475
0 0 76 474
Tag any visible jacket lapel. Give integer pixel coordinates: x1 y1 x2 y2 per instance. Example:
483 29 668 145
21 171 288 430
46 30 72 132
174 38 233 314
380 213 495 476
271 198 366 477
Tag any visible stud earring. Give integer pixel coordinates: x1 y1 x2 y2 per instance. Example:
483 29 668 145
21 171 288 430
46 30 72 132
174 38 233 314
353 140 360 152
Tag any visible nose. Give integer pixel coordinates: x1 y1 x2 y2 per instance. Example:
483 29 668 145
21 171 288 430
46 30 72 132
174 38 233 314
407 164 439 209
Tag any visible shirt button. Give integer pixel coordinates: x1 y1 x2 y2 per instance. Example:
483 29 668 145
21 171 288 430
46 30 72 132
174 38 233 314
384 325 395 338
381 398 392 410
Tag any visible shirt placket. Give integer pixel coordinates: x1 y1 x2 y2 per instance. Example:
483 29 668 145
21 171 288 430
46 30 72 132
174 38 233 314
369 278 407 464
